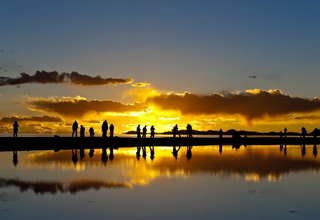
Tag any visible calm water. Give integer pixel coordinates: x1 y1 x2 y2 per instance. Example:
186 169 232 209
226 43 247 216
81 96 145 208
1 145 320 220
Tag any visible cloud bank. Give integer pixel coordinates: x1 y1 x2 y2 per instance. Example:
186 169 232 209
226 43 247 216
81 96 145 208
27 96 146 118
0 71 134 86
0 115 62 123
23 89 320 122
145 89 320 121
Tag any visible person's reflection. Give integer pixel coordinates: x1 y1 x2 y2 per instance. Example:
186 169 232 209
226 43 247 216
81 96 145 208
232 144 241 149
284 145 287 157
280 144 283 152
172 146 181 159
101 147 108 164
109 147 114 160
89 148 95 158
142 146 147 159
80 148 85 160
136 146 141 160
13 151 18 166
313 144 317 158
219 144 223 154
186 146 192 160
301 144 306 157
149 146 155 160
72 149 78 165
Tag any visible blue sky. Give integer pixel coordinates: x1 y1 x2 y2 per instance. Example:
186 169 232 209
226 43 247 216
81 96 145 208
1 0 320 133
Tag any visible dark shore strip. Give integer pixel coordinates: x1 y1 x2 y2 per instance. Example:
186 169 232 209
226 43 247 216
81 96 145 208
0 137 319 152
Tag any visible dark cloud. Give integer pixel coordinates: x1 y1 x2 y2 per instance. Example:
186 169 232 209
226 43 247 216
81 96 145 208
27 97 146 118
0 71 134 86
145 89 320 121
0 115 62 123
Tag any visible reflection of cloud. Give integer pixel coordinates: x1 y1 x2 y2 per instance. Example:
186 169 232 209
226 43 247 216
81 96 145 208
0 115 62 123
0 178 131 195
0 71 134 86
146 89 320 121
26 96 146 118
26 147 320 183
131 82 150 87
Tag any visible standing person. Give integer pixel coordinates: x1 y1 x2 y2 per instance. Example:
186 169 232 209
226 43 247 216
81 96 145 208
219 129 223 139
72 120 78 137
150 125 155 138
173 124 181 138
186 124 193 138
80 125 85 137
142 125 147 138
284 127 287 138
301 127 307 138
13 121 19 137
110 124 114 137
89 127 95 137
102 120 108 137
136 125 141 138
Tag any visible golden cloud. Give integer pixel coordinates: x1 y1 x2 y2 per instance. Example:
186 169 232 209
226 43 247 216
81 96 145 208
145 89 320 121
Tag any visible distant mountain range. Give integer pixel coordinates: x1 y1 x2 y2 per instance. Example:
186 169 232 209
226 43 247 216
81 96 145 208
124 128 320 136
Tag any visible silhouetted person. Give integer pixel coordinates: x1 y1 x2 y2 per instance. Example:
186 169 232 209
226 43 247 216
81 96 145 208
136 125 141 138
150 125 155 138
219 129 223 139
149 146 155 160
13 121 19 137
142 126 147 138
80 148 85 160
173 125 181 138
301 127 307 138
101 147 108 164
80 125 85 137
136 146 141 160
72 149 78 165
89 127 95 137
186 146 192 159
102 120 108 138
172 146 181 159
280 131 283 138
110 124 114 138
109 147 114 160
186 124 193 138
284 127 287 138
72 121 78 137
13 151 18 166
89 149 95 158
313 144 317 158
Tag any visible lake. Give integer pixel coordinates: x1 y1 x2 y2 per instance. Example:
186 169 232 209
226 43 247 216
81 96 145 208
0 145 319 220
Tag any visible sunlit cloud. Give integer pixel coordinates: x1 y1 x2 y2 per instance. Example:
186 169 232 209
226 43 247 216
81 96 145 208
25 96 147 118
145 89 320 121
131 82 151 87
0 70 134 86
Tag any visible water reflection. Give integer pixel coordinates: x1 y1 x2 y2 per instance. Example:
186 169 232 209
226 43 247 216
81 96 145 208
0 178 131 195
1 145 320 193
13 151 18 166
313 144 317 158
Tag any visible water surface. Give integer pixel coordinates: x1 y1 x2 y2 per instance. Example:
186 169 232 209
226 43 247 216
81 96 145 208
0 145 319 220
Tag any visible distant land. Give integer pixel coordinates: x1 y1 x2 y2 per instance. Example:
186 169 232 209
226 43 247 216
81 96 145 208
124 128 320 136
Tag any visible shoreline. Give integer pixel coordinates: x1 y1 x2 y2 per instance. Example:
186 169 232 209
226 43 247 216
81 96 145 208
0 136 319 152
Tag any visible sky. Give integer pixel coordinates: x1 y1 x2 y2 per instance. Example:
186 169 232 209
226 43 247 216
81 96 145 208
1 0 320 135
